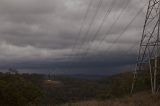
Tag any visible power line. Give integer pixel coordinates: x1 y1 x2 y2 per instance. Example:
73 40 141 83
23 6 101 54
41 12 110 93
64 0 93 63
71 0 93 55
82 0 117 56
83 0 131 56
97 3 147 58
83 2 146 62
73 0 144 61
63 0 146 67
75 0 103 55
63 0 103 70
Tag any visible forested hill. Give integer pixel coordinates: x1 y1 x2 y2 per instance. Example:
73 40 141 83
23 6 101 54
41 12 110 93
0 71 153 106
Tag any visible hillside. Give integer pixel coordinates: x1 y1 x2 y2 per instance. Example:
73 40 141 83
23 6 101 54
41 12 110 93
58 92 160 106
0 71 155 105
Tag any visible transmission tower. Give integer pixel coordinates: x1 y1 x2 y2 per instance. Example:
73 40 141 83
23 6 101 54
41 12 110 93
132 0 160 94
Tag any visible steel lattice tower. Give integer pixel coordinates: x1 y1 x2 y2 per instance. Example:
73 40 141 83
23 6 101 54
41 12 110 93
132 0 160 94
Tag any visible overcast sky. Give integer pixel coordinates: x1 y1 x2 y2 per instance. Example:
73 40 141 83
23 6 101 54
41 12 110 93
0 0 148 74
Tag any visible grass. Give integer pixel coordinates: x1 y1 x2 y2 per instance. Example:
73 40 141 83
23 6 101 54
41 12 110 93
57 92 160 106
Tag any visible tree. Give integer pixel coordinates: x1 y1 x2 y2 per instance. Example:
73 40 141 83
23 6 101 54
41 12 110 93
0 73 43 106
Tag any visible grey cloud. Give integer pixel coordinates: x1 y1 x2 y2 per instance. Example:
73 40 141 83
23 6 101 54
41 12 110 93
0 0 147 74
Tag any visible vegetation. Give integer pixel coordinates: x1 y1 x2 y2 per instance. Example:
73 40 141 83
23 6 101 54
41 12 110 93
0 72 43 106
57 92 160 106
0 69 156 106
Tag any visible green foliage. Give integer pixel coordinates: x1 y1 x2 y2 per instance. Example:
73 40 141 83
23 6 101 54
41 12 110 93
0 73 43 106
0 71 152 105
40 72 153 105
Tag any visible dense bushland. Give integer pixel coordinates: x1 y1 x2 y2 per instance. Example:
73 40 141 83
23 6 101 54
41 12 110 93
0 70 153 105
0 72 43 106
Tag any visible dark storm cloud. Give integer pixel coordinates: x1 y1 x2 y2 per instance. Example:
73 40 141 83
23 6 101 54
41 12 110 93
0 0 147 74
0 51 136 75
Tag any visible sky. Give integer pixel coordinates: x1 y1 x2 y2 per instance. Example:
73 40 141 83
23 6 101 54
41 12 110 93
0 0 148 75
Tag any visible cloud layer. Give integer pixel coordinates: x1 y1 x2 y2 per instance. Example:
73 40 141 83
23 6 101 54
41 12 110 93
0 0 147 74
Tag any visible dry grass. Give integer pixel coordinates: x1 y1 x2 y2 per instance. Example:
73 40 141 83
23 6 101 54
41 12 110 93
57 92 160 106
